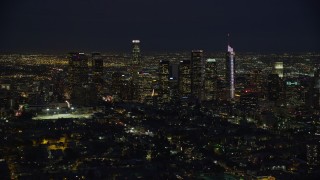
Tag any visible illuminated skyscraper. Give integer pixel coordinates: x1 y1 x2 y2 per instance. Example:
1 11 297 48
204 59 217 101
169 64 179 102
68 52 88 85
111 72 132 101
179 60 191 97
137 71 155 102
91 52 104 86
92 53 103 75
226 45 235 100
68 53 98 106
273 62 284 78
159 60 170 103
132 40 141 66
131 40 142 101
191 50 204 100
267 74 281 101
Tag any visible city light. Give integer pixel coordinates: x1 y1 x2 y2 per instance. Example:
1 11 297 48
0 35 319 180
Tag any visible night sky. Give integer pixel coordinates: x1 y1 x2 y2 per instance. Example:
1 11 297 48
0 0 319 53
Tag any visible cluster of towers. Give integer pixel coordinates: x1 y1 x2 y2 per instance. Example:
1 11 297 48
126 40 229 104
67 52 104 106
67 39 237 106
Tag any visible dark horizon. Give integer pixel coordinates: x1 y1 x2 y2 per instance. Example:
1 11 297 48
1 48 320 55
1 0 319 53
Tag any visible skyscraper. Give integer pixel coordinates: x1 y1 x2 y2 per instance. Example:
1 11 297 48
68 52 98 106
68 52 88 86
132 40 141 66
169 64 179 102
137 71 155 102
179 60 191 97
267 74 281 101
111 72 132 101
91 52 104 85
273 62 284 78
204 59 217 101
226 45 235 100
159 60 170 104
131 40 142 101
92 53 103 75
191 50 204 100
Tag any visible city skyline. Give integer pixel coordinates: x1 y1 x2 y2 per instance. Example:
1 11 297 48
1 46 320 179
1 1 320 179
0 0 320 53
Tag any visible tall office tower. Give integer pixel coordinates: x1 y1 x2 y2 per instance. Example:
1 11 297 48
251 69 263 92
273 62 284 78
92 52 104 83
240 90 258 116
159 60 170 104
130 40 142 101
111 72 133 101
132 40 141 66
92 53 103 91
137 71 155 102
68 52 88 85
204 59 217 101
68 53 98 106
226 45 235 100
169 64 180 103
179 60 192 97
267 74 281 101
191 50 204 100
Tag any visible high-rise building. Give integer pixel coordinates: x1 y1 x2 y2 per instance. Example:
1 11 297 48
240 90 258 116
179 60 191 97
91 53 104 93
68 52 88 85
92 53 103 78
130 40 142 101
273 62 284 78
169 64 179 102
226 45 235 100
132 40 141 66
67 53 99 106
137 71 155 102
191 50 204 100
267 74 281 101
204 59 217 101
111 72 133 101
251 69 264 92
159 60 170 104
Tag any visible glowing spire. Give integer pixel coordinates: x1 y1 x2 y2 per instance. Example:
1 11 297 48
228 45 234 53
227 33 234 53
